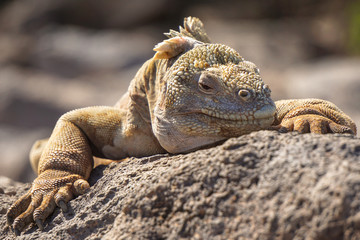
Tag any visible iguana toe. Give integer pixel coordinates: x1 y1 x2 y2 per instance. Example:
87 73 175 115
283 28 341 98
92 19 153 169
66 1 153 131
54 185 75 212
33 190 57 230
277 114 355 134
8 172 89 233
35 219 44 231
73 179 90 195
13 204 37 235
6 190 32 226
328 122 354 134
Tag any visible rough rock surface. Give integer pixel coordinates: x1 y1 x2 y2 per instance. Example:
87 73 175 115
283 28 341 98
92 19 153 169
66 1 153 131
1 131 360 240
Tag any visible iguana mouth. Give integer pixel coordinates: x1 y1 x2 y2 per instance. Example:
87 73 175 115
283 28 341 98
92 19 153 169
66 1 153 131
198 104 276 122
200 108 255 121
173 109 275 126
175 110 272 123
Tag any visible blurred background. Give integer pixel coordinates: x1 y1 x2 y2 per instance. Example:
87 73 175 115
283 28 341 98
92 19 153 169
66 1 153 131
0 0 359 183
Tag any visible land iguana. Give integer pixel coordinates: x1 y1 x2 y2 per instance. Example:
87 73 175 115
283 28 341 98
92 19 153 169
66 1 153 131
7 17 357 235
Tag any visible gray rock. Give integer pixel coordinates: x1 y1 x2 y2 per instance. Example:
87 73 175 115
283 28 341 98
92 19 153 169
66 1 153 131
284 57 360 130
1 131 360 240
29 27 155 78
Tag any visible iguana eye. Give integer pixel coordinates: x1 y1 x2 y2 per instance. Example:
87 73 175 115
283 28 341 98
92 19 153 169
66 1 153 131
199 82 213 92
238 89 252 101
198 74 217 94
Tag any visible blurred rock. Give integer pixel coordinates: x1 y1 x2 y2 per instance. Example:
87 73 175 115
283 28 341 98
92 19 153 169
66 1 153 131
0 176 24 188
0 127 44 182
1 131 360 239
284 57 360 131
204 18 313 69
29 27 155 78
0 0 194 33
0 65 135 182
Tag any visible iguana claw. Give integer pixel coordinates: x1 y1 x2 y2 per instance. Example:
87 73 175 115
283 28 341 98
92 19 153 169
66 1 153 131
35 219 44 231
58 200 68 212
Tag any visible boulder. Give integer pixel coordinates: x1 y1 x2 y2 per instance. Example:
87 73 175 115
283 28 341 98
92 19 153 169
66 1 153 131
1 131 360 240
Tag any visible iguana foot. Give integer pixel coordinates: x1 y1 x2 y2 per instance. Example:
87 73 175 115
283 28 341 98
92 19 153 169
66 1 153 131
271 114 355 134
6 171 89 234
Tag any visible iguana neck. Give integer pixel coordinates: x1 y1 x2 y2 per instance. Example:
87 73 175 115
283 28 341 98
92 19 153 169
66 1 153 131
128 58 174 124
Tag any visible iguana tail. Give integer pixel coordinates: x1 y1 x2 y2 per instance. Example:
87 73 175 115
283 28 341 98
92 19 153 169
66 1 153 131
165 17 211 43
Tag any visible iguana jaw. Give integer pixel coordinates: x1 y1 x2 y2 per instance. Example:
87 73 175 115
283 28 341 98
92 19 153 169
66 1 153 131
152 103 275 154
171 109 275 127
152 111 227 154
199 104 276 122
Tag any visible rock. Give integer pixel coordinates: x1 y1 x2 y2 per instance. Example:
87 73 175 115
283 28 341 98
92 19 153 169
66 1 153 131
0 0 179 31
284 57 360 130
1 131 360 239
28 27 155 78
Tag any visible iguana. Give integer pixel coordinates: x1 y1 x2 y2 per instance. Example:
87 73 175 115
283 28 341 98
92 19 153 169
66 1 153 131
7 17 357 235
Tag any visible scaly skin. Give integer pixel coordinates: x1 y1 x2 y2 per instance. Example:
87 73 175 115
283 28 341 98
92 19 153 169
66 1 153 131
7 17 357 235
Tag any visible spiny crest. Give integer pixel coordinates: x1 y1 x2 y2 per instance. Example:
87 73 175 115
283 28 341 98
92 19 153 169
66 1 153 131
164 17 211 43
153 17 212 60
153 37 203 60
153 37 189 59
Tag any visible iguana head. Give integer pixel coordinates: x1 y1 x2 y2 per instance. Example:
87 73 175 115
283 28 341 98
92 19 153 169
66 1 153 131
152 23 276 154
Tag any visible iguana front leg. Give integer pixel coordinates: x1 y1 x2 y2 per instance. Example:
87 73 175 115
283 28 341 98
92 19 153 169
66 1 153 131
272 99 357 135
29 138 126 174
6 106 158 234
